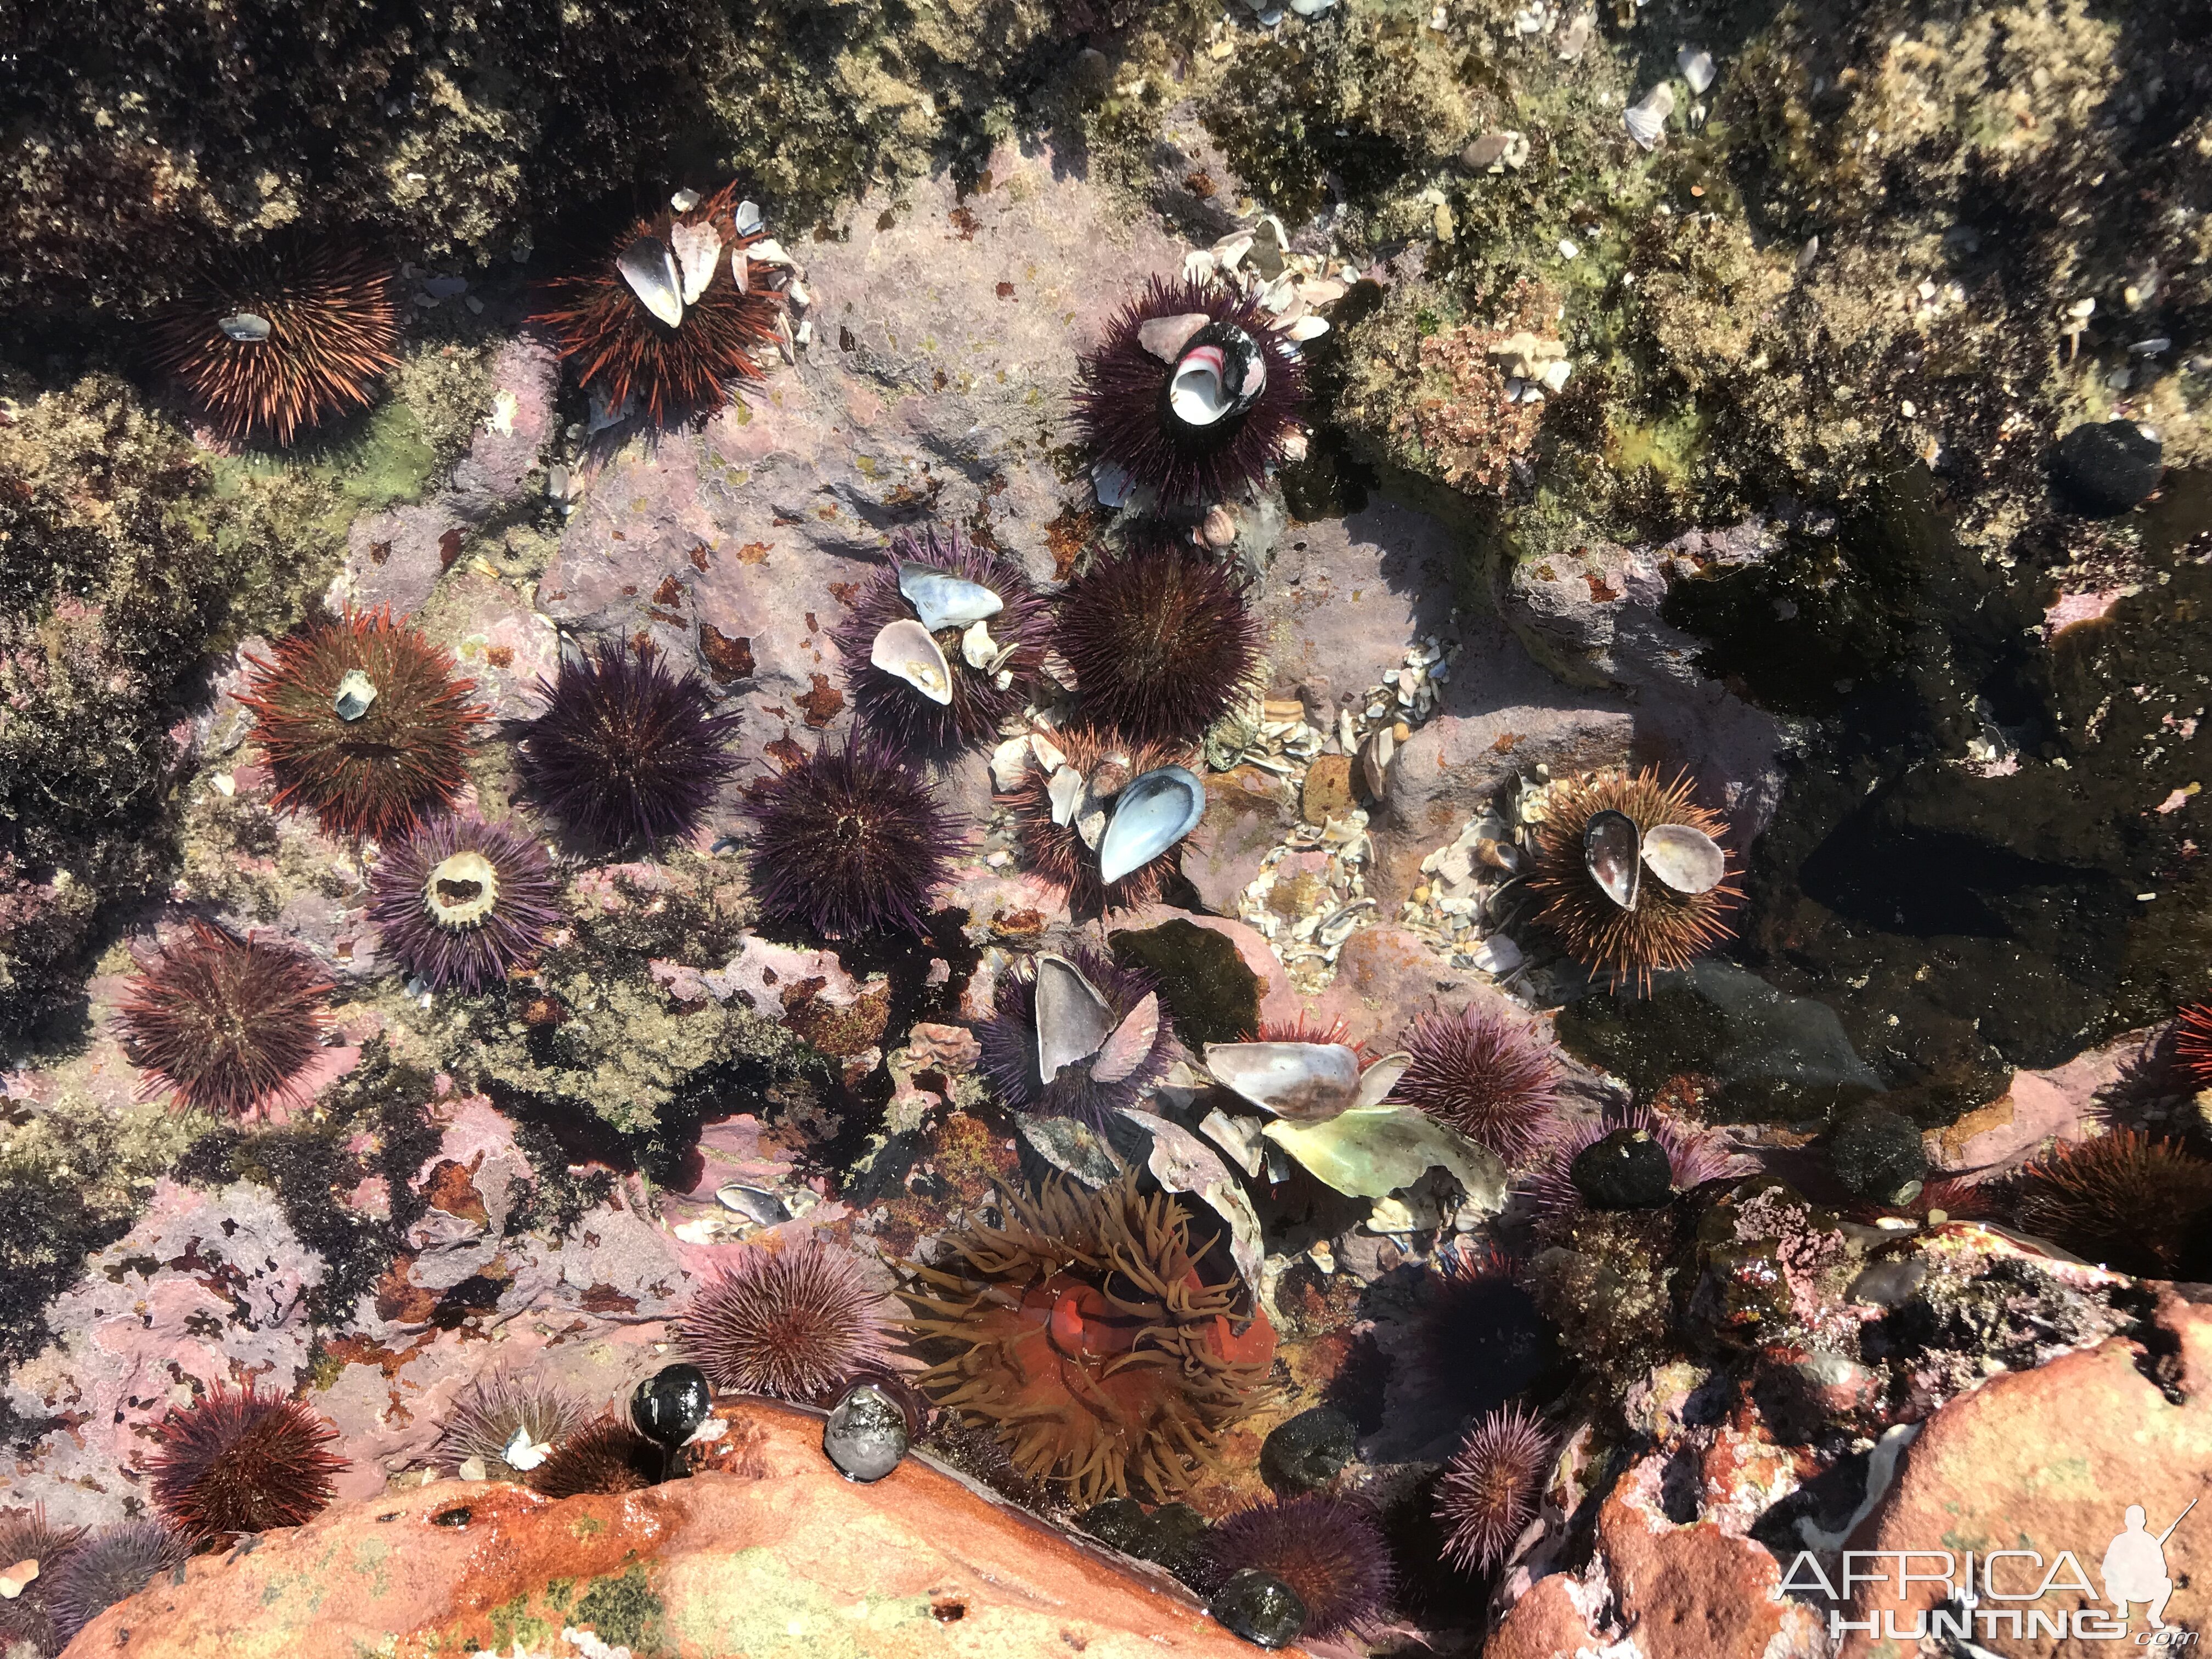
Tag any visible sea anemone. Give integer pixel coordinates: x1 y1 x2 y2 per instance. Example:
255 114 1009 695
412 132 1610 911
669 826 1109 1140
525 1412 667 1499
149 1385 347 1539
365 814 562 992
46 1522 193 1644
2014 1131 2212 1279
1435 1403 1555 1575
739 740 961 938
149 239 399 445
1206 1494 1395 1640
1529 1105 1750 1222
510 637 741 852
113 919 334 1119
1526 769 1739 990
2175 1003 2212 1087
1073 275 1306 505
534 184 787 426
431 1371 591 1480
831 526 1052 755
1395 1002 1565 1164
900 1175 1275 1505
240 608 487 842
1411 1245 1562 1422
976 944 1178 1124
1052 537 1263 747
1001 724 1198 915
676 1240 890 1404
0 1504 87 1654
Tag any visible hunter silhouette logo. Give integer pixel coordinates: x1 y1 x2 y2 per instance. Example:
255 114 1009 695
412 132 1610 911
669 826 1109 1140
2104 1500 2194 1631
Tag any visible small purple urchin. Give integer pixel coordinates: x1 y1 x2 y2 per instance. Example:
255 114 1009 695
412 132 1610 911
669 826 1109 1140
677 1240 890 1403
0 1502 88 1653
1052 534 1264 747
1396 1003 1566 1165
510 637 741 852
740 740 962 938
1207 1493 1395 1640
1529 1104 1751 1220
975 943 1178 1125
1436 1402 1555 1575
47 1520 193 1644
1074 275 1306 505
832 526 1052 755
432 1369 591 1479
366 814 562 992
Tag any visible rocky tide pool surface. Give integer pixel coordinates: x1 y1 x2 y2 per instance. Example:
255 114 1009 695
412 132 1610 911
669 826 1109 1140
2 2 2211 1656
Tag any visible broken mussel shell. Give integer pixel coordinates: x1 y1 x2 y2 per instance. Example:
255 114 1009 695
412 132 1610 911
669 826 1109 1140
1096 765 1206 885
333 668 379 722
1163 322 1267 430
1203 1042 1412 1122
896 561 1003 633
218 312 273 343
1035 953 1161 1087
870 618 952 704
1639 821 1726 895
618 235 686 328
1584 809 1643 910
669 219 723 306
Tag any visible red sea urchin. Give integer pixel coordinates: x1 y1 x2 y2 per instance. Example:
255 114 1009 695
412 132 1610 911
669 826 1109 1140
676 1240 889 1404
1207 1494 1395 1640
976 944 1178 1125
740 740 961 939
1002 725 1199 915
1435 1402 1555 1575
832 526 1052 755
510 637 741 852
1052 537 1263 746
366 814 562 992
524 1412 667 1499
900 1175 1275 1505
2014 1131 2212 1279
1396 1002 1565 1164
1530 1105 1750 1221
114 920 334 1118
1074 275 1306 505
2175 1003 2212 1086
149 239 399 445
240 608 487 842
534 184 787 426
149 1385 346 1540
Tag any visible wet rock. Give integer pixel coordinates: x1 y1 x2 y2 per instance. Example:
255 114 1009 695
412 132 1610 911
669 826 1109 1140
1260 1406 1357 1492
1209 1568 1307 1649
822 1382 909 1482
1251 501 1459 713
1108 915 1263 1048
1299 754 1357 825
2051 419 2162 516
1187 768 1298 913
1928 1031 2138 1172
1571 1128 1676 1209
1825 1106 1927 1201
1080 1499 1214 1584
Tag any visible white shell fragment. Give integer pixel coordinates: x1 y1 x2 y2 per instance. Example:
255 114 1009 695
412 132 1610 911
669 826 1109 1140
1046 765 1086 827
733 199 764 235
1036 954 1114 1085
1585 809 1643 910
1285 315 1330 342
730 249 749 294
670 219 724 306
1205 1042 1364 1121
669 188 703 213
1097 765 1205 885
503 1425 551 1472
897 562 1002 632
870 619 952 704
1624 83 1677 150
1678 48 1716 95
1091 994 1159 1085
1353 1051 1413 1110
1170 345 1234 426
218 312 272 343
1138 313 1214 364
961 619 1007 671
1640 821 1726 894
333 669 379 722
618 235 686 327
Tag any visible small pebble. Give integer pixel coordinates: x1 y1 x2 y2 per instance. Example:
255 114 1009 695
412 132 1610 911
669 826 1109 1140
823 1383 908 1482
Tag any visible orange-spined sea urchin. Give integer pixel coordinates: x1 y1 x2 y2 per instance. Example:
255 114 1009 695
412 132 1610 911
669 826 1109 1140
900 1175 1275 1505
2015 1130 2212 1279
2176 1003 2212 1087
149 1385 347 1541
149 240 399 446
241 608 486 842
676 1240 889 1404
114 919 334 1119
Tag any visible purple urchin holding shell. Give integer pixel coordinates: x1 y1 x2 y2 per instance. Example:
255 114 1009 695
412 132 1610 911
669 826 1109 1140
510 637 741 852
1206 1493 1395 1640
1528 1104 1751 1220
46 1520 193 1645
1074 275 1307 506
1395 1002 1565 1165
366 814 563 992
831 526 1051 755
740 739 962 938
976 943 1177 1125
1435 1402 1555 1575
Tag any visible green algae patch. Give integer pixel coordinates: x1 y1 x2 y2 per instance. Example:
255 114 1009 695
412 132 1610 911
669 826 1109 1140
572 1565 667 1653
1109 918 1260 1049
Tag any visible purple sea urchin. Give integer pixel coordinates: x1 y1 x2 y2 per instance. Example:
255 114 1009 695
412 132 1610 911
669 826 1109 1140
1074 276 1306 505
366 814 562 992
976 944 1177 1124
1411 1245 1562 1423
510 638 741 851
0 1503 87 1654
676 1240 889 1404
1207 1494 1395 1640
46 1521 192 1645
431 1370 591 1480
1530 1105 1750 1221
149 1385 347 1540
1001 725 1197 915
832 526 1051 755
740 740 961 938
1052 537 1263 746
114 919 334 1119
1395 1002 1565 1164
1435 1403 1555 1575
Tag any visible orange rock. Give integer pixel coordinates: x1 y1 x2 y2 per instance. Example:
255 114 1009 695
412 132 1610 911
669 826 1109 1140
68 1400 1297 1659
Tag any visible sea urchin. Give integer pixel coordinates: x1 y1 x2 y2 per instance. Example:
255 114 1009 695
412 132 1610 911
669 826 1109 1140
526 1412 667 1499
149 1385 347 1540
46 1521 193 1645
0 1503 87 1655
1530 1105 1748 1222
432 1370 590 1480
2015 1130 2212 1279
114 919 334 1119
1395 1002 1565 1164
1435 1402 1555 1575
1052 537 1263 746
1411 1245 1562 1423
740 740 961 938
1207 1494 1395 1640
366 814 562 992
1001 724 1200 915
240 608 486 842
2175 1003 2212 1087
976 944 1178 1125
676 1240 889 1404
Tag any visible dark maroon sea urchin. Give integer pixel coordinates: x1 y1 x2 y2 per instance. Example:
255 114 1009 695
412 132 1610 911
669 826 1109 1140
1073 275 1306 505
740 740 961 938
1410 1244 1563 1423
1395 1002 1565 1165
510 638 741 852
1435 1402 1555 1575
1052 536 1263 747
114 919 335 1119
149 1385 347 1540
366 814 563 992
832 525 1052 755
976 943 1177 1125
676 1240 890 1403
1207 1494 1395 1640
